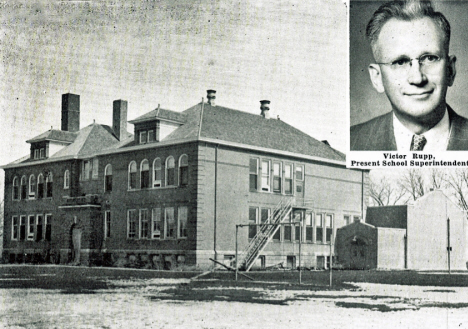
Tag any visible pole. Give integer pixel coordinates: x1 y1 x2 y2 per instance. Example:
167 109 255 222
329 240 333 288
299 221 302 285
447 217 451 274
235 225 238 281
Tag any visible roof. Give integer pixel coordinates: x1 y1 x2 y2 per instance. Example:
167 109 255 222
128 107 187 124
26 129 78 144
365 205 408 229
164 103 345 162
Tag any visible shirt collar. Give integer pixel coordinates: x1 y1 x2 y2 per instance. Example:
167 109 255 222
393 108 450 152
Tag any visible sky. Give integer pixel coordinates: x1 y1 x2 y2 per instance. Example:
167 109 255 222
0 0 348 196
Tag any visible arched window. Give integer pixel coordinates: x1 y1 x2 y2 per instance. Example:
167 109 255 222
166 156 175 186
140 159 149 189
104 164 112 192
179 154 188 186
29 175 36 199
37 174 44 199
128 161 137 190
153 158 162 187
46 172 53 198
12 177 19 200
20 176 27 200
64 170 70 190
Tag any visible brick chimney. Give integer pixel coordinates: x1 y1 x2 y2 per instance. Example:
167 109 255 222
260 100 270 119
61 93 80 132
207 90 216 106
113 99 128 141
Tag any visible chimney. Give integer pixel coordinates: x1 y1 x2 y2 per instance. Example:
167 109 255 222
61 93 80 132
207 89 216 106
113 99 128 141
260 100 270 119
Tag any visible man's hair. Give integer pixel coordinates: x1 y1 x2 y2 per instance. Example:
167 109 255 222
366 0 451 55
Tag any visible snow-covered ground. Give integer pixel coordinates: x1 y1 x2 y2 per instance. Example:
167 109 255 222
1 278 468 329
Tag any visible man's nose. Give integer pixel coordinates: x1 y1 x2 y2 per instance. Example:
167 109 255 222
407 59 427 85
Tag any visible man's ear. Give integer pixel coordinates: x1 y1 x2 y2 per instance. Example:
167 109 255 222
368 64 385 93
447 55 457 87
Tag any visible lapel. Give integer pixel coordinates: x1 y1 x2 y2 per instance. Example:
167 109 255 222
374 112 397 151
446 105 468 150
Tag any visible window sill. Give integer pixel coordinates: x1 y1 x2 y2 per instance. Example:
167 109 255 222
127 185 179 192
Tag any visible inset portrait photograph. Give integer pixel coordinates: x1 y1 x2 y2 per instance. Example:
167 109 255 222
350 0 468 151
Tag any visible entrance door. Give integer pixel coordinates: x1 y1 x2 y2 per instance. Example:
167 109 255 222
72 226 82 264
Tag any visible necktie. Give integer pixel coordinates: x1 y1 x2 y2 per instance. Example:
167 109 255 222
410 134 427 151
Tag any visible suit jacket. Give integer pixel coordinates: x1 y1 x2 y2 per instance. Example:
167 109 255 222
350 106 468 151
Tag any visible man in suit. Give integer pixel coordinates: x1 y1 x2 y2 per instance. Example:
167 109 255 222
350 0 468 151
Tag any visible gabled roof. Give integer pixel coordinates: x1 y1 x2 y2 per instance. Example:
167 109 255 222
128 107 187 125
26 129 78 144
164 103 345 161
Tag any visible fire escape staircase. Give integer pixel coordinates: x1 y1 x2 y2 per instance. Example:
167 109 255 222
238 198 293 272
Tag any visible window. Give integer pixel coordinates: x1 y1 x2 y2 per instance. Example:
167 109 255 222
34 149 39 159
46 172 53 198
81 160 91 180
179 155 188 187
272 209 281 241
104 165 112 192
27 215 35 240
305 213 313 242
296 165 304 193
140 160 150 189
293 211 302 242
37 174 44 198
128 161 137 190
284 212 292 242
39 148 45 159
153 158 162 187
166 156 175 186
353 216 360 223
261 208 270 224
325 214 333 243
249 158 258 191
20 176 27 200
45 214 52 242
273 162 281 193
284 164 293 195
19 215 26 241
165 207 176 239
29 175 36 199
92 158 99 180
344 215 351 226
140 209 149 239
36 214 44 242
178 206 188 238
104 211 111 239
148 130 155 143
139 131 147 144
261 160 270 192
316 214 323 243
63 170 70 190
151 208 162 239
11 216 18 241
248 207 258 239
12 177 19 200
127 209 137 239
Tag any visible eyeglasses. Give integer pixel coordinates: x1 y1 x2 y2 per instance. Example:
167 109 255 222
376 54 445 74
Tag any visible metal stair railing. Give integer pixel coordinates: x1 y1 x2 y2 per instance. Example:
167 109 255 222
239 198 293 272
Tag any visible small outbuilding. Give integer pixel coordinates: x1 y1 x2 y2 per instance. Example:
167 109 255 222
335 190 467 271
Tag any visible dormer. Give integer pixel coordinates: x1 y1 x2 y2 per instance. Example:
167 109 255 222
26 129 77 160
128 105 186 145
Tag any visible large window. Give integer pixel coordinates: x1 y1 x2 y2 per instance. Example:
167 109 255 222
248 207 258 239
12 177 19 200
20 176 27 200
128 161 137 190
11 216 18 240
316 214 323 243
165 207 176 238
27 215 35 240
36 214 44 242
179 155 188 187
284 164 293 195
293 211 302 242
19 215 26 241
140 159 150 189
45 214 52 242
81 160 91 181
261 160 270 192
273 162 281 193
305 213 313 242
151 208 162 239
46 172 53 198
283 212 292 242
140 209 149 239
63 170 70 190
325 214 333 243
127 209 137 239
29 175 36 199
166 156 175 186
92 158 99 179
37 174 44 199
104 210 111 239
295 165 304 194
178 206 188 238
249 158 258 191
153 158 162 187
104 165 112 192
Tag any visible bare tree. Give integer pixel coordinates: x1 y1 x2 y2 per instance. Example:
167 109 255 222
445 169 468 212
429 168 446 190
399 168 426 201
369 176 407 206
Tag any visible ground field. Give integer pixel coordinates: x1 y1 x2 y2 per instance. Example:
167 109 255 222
1 265 468 328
